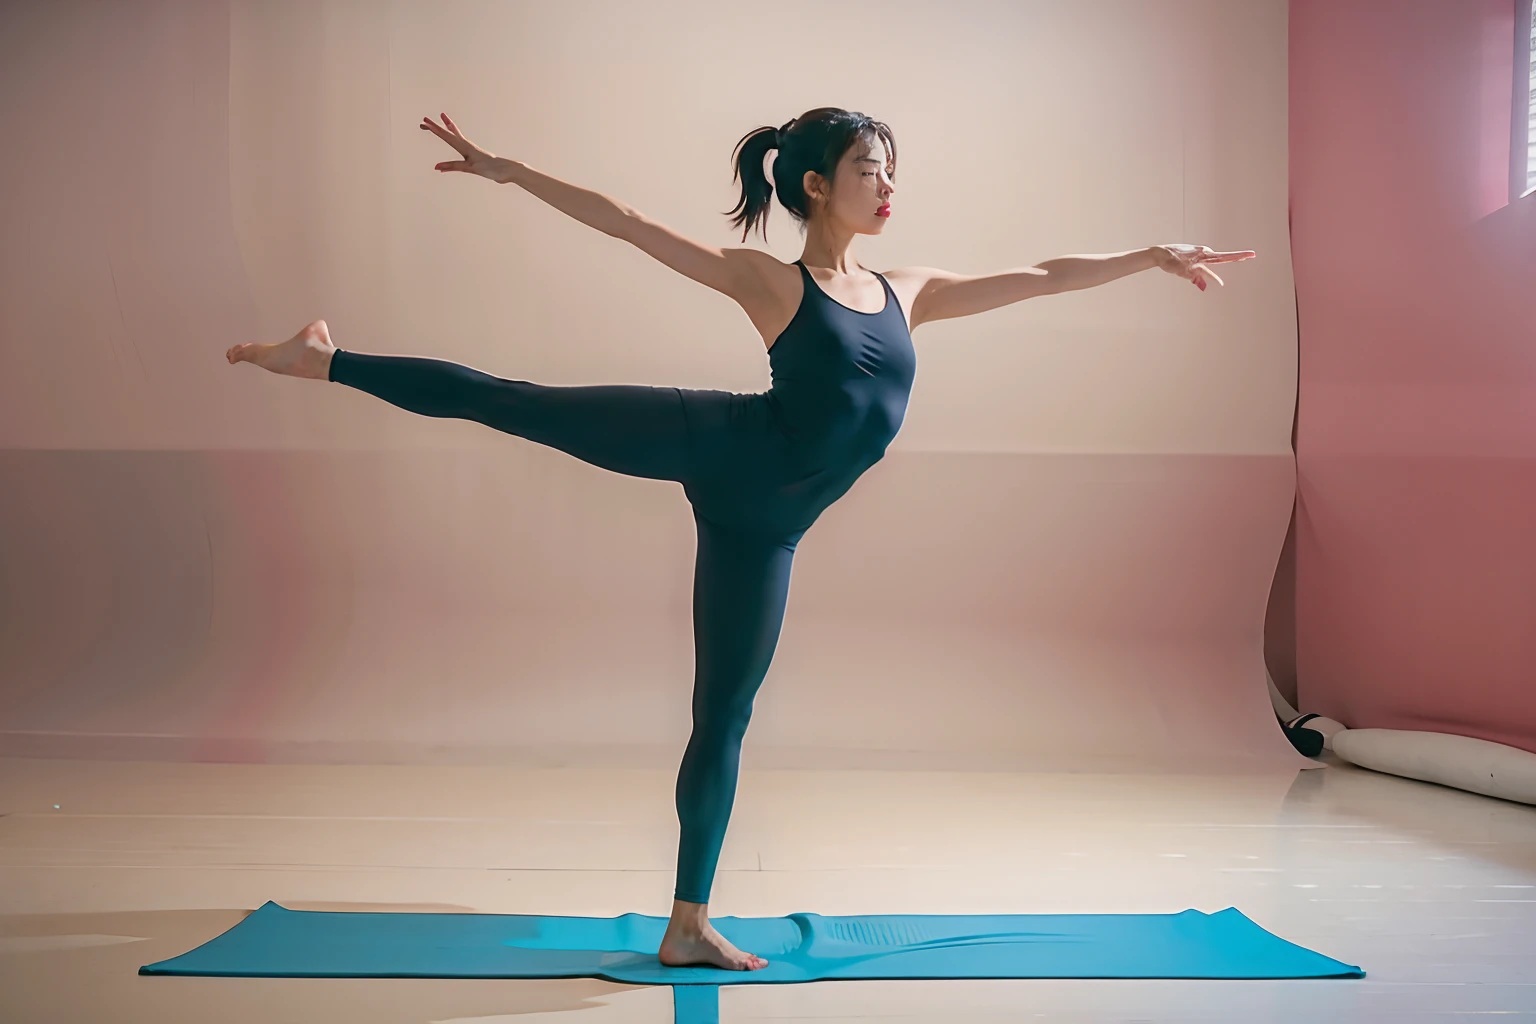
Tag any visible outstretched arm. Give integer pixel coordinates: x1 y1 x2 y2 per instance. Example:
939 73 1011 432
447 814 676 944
900 246 1256 328
421 113 765 305
423 112 633 235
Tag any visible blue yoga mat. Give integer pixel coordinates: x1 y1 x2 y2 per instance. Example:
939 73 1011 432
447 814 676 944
141 901 1363 1024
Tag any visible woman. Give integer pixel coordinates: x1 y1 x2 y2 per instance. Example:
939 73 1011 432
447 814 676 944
226 107 1255 972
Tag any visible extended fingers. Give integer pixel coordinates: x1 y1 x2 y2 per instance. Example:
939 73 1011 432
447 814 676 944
1199 249 1257 264
1159 245 1240 290
420 116 471 155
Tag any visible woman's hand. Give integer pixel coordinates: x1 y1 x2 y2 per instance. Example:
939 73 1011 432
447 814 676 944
420 112 509 182
1150 245 1256 291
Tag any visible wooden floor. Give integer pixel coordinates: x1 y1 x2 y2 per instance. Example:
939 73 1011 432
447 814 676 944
1 751 1533 1022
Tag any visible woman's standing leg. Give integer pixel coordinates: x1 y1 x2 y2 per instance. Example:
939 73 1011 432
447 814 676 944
672 513 798 902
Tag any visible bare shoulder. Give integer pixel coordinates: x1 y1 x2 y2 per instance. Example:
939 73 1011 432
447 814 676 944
729 247 798 298
726 249 802 350
878 265 938 287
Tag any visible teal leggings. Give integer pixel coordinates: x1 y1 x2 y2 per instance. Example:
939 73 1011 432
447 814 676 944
328 349 812 905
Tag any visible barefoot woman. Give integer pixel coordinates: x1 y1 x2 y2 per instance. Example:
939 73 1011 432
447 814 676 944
227 107 1254 970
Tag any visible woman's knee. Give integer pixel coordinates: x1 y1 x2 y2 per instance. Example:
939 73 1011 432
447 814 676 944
688 702 756 745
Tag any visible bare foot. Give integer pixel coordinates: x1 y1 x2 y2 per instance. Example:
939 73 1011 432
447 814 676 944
658 923 768 971
226 320 336 380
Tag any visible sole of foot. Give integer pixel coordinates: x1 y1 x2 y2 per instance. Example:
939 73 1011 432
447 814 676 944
226 319 335 380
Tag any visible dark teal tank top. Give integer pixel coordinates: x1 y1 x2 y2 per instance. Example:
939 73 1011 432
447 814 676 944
765 259 917 465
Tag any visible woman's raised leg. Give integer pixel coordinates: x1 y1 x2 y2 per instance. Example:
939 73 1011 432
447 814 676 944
228 320 692 483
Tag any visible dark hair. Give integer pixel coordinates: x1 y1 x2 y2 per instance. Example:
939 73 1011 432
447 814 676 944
724 107 897 244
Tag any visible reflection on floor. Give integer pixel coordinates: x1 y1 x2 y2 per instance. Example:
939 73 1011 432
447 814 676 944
1 752 1532 1022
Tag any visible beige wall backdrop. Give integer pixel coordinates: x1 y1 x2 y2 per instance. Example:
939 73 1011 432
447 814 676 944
0 0 1306 772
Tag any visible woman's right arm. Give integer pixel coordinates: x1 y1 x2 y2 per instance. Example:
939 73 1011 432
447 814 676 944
421 114 768 306
496 158 771 306
492 158 633 238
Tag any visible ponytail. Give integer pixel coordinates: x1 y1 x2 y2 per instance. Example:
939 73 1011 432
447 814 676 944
724 122 789 244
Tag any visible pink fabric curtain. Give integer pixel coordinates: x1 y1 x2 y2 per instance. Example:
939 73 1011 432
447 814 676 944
1290 0 1536 753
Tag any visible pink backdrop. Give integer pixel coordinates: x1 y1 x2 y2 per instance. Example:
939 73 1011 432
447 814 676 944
1290 0 1536 752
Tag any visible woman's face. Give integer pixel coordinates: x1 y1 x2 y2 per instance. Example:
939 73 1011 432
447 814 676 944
805 134 895 235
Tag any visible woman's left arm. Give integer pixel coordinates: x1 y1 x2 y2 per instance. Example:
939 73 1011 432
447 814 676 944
898 245 1256 328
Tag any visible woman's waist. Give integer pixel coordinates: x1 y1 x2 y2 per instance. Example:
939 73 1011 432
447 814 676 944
767 387 905 444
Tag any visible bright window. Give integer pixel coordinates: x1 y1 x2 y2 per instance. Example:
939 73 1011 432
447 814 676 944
1523 0 1536 198
1526 0 1535 194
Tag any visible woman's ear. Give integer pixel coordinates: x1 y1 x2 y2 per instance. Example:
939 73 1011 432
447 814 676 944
801 169 827 207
